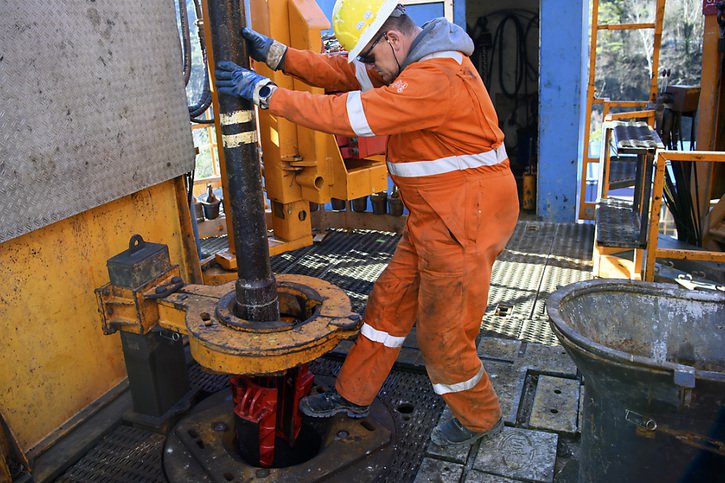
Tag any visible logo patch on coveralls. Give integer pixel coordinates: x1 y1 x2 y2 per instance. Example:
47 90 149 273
391 79 408 93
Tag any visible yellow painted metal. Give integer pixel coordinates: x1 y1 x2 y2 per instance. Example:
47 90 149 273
0 179 199 452
311 210 406 234
578 0 667 220
96 266 182 335
606 109 656 124
598 23 657 30
270 199 313 242
155 274 360 375
251 0 303 207
644 151 725 280
696 16 724 226
1 409 29 480
522 172 536 211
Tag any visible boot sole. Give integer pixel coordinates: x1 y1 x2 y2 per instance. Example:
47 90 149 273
299 400 369 419
430 417 504 447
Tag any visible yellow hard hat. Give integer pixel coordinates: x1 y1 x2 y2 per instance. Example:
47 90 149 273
332 0 400 62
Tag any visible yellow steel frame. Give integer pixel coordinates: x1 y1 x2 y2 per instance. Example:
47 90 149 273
644 151 725 280
591 121 651 281
578 0 666 220
598 110 656 202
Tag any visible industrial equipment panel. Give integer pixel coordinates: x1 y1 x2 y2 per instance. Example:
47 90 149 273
0 1 195 243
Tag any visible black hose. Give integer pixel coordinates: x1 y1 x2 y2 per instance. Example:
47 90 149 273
179 0 192 86
187 0 213 119
187 168 195 208
191 117 215 124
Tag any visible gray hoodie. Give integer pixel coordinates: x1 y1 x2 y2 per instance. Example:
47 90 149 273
401 18 475 71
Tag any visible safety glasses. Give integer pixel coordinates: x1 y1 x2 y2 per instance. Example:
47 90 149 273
357 32 386 65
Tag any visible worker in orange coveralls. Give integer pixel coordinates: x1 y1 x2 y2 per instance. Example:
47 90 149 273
215 0 519 447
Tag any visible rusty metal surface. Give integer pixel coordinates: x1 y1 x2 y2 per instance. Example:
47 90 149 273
0 1 194 243
158 275 361 375
528 376 580 434
97 266 182 335
164 387 393 482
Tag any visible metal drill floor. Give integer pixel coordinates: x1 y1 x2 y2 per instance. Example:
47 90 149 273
203 221 594 345
55 221 594 482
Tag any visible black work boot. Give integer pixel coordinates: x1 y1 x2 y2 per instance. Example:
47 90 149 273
430 416 503 446
299 390 369 418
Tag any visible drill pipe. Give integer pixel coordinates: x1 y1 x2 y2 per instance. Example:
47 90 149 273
206 0 279 322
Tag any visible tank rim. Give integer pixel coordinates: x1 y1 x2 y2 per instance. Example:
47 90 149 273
546 279 725 383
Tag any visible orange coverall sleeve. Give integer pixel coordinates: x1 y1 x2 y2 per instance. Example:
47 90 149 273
282 47 384 92
269 61 451 138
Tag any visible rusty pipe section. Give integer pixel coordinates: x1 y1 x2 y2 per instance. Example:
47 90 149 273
206 0 279 322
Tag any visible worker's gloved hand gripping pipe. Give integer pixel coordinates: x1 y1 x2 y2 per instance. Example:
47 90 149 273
215 61 277 109
241 27 287 71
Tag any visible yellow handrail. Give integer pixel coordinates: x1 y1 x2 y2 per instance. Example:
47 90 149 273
644 151 725 280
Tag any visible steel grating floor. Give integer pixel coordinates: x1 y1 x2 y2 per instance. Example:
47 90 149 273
202 221 594 345
57 426 166 483
55 221 594 482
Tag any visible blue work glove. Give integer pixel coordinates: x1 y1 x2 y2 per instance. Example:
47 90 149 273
215 61 277 109
241 27 287 71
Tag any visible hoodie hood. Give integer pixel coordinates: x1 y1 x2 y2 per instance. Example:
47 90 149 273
401 18 474 70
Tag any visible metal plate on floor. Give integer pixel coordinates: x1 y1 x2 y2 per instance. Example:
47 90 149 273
473 427 558 483
481 314 524 341
413 457 465 483
529 376 580 434
519 318 561 346
272 230 399 312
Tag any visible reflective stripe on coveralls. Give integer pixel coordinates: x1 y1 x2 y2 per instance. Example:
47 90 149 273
387 145 508 177
346 91 375 137
432 363 485 395
345 51 463 138
353 60 374 92
360 323 406 348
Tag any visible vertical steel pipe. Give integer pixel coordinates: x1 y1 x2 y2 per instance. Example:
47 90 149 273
206 0 279 322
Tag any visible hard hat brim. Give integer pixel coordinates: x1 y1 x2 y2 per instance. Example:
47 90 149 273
346 0 400 63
